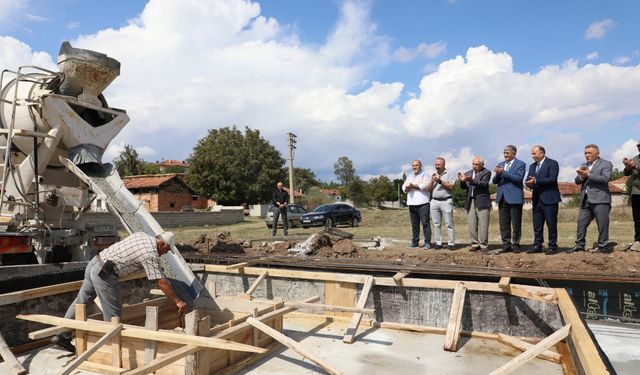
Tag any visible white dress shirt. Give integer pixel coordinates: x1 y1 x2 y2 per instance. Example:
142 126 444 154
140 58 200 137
402 171 431 205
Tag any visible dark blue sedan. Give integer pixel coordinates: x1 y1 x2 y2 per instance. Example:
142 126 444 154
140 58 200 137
300 203 361 229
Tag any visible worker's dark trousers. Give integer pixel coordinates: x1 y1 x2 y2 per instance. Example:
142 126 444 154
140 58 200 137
64 257 122 323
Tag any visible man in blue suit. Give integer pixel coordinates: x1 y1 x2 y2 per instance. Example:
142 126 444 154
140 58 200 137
493 145 526 253
525 145 562 254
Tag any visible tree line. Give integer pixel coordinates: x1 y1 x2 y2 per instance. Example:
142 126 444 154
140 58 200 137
114 126 629 208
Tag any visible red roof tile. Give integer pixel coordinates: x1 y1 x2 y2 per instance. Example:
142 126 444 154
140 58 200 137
157 159 189 167
124 174 182 189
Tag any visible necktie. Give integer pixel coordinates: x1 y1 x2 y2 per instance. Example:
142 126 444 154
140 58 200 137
505 161 511 172
535 163 541 174
470 172 476 197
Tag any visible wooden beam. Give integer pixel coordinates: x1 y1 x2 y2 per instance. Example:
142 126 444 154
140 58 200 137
556 289 610 375
247 317 343 375
78 361 126 375
497 333 561 363
59 323 123 375
75 304 87 356
284 301 375 315
498 277 511 290
143 306 159 367
343 276 374 343
0 333 26 375
17 314 267 353
488 324 571 375
200 264 557 302
124 345 200 375
244 270 268 297
392 272 409 283
185 311 199 375
444 282 466 352
226 262 249 270
217 341 281 375
197 315 211 375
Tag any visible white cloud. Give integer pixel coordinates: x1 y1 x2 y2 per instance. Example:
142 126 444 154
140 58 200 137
393 41 447 63
0 36 55 69
0 1 26 24
66 21 80 29
612 139 638 168
25 14 46 22
586 51 598 60
104 141 156 162
585 19 616 40
613 56 630 65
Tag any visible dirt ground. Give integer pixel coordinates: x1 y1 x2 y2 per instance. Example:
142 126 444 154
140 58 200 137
178 230 640 277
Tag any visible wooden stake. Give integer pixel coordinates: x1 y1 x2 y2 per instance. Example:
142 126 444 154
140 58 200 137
343 276 374 343
59 323 123 375
111 317 122 368
488 324 571 375
244 270 269 297
444 282 466 352
392 272 409 284
285 301 375 315
497 333 561 363
75 304 87 355
498 277 511 290
125 345 200 375
185 310 199 375
0 333 26 375
247 317 343 375
197 315 211 375
143 306 159 367
226 262 249 270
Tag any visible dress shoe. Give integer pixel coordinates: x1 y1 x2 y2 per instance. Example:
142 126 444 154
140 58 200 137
512 245 522 254
545 248 558 255
593 247 611 254
447 244 456 251
409 243 419 248
434 244 443 249
526 247 542 254
51 333 76 353
629 241 640 251
566 246 585 254
499 245 512 254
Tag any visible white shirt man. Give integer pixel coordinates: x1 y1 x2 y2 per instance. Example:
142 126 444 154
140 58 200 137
402 160 432 248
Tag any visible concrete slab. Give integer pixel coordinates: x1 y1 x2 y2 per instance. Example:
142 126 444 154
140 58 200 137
239 315 565 375
589 320 640 375
0 346 99 375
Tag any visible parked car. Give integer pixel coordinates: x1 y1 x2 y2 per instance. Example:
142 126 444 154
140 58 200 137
264 204 308 229
300 203 361 229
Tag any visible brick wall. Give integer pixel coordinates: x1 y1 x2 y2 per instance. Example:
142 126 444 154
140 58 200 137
81 209 244 229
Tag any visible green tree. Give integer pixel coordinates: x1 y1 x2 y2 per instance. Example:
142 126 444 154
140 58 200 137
114 144 143 176
452 181 466 208
367 175 394 205
298 186 332 210
610 168 625 181
345 177 368 207
140 162 162 175
186 126 286 205
333 156 356 186
294 167 322 193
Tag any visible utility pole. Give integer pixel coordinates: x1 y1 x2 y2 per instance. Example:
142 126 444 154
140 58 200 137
287 132 297 204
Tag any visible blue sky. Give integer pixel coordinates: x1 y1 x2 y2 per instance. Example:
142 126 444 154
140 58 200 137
1 0 639 183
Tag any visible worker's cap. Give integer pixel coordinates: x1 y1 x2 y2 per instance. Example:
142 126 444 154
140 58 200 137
159 231 176 249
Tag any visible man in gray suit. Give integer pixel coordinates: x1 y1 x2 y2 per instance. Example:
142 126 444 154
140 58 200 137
570 144 613 254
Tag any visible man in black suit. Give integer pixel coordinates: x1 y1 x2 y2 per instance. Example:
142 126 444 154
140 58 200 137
525 145 562 255
458 157 492 252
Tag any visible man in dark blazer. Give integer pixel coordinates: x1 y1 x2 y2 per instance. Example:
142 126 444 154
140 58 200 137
571 144 613 254
458 157 492 252
493 145 526 253
525 145 562 254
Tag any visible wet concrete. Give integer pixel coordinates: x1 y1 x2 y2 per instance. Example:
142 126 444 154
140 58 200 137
589 320 640 375
240 315 565 374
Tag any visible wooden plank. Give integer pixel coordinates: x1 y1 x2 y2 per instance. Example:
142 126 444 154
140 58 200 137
0 333 26 375
111 317 122 368
498 276 511 290
0 273 145 306
488 324 571 375
28 326 70 340
217 341 280 375
247 317 343 375
244 270 268 297
143 306 159 367
497 333 562 363
123 345 200 375
509 285 558 304
392 272 409 283
226 262 249 270
16 314 267 353
78 361 127 375
185 310 199 375
556 289 610 375
75 304 87 356
59 323 123 375
284 301 375 315
201 265 557 301
343 276 374 343
444 282 466 352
